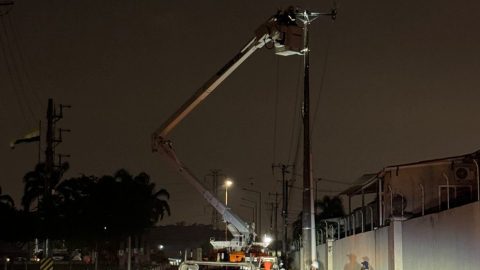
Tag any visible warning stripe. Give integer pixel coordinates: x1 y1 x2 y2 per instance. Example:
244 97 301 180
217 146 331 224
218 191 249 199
40 258 53 270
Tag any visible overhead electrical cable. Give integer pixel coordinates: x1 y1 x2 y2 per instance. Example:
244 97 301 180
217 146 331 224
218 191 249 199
311 22 335 141
272 56 280 165
0 13 37 123
7 14 46 108
0 5 12 16
271 56 281 183
0 13 29 128
287 57 304 165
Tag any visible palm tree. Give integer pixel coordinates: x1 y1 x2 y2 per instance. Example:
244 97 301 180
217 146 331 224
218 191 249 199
314 195 345 221
22 162 70 212
152 188 171 221
132 171 171 222
291 196 345 241
0 186 14 208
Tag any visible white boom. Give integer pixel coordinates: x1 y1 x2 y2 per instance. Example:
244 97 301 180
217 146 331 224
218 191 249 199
151 11 303 251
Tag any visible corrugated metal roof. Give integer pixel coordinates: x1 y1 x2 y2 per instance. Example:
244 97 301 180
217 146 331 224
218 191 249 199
385 150 480 170
337 174 377 197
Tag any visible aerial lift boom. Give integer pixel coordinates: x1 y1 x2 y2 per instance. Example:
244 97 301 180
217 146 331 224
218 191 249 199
151 8 303 257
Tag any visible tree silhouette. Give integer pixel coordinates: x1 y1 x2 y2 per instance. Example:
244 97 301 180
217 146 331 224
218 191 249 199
22 162 70 212
291 196 345 241
315 195 345 221
0 186 14 209
18 165 171 246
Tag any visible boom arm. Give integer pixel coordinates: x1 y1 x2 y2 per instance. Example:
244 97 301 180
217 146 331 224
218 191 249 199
153 15 280 139
152 12 300 246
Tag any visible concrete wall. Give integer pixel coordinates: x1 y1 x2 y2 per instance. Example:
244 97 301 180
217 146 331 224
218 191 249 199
332 228 388 270
289 201 480 270
289 244 327 270
374 227 388 270
402 201 480 270
289 227 388 270
290 247 301 270
316 244 326 270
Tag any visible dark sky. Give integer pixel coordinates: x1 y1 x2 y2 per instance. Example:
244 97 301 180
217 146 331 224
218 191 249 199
1 0 480 233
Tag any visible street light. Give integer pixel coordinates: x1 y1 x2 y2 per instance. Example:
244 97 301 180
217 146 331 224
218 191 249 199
225 180 233 205
225 179 233 240
243 188 262 239
241 198 257 229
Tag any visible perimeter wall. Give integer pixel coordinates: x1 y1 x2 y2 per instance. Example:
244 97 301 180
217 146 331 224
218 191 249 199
289 201 480 270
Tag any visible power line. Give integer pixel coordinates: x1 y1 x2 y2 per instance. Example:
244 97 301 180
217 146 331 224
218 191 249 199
287 57 303 165
6 13 46 108
311 22 335 140
0 11 37 123
272 56 280 166
0 9 29 128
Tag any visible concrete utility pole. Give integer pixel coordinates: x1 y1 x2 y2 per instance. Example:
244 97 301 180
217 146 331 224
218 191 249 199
272 164 294 258
296 8 336 269
269 192 279 257
299 15 317 270
266 202 274 234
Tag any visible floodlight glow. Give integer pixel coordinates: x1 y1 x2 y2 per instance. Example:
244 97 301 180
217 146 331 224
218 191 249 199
264 235 272 244
225 180 233 187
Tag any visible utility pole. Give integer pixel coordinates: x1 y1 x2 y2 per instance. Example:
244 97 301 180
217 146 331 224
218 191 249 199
269 192 279 257
44 99 54 258
272 164 294 259
205 170 224 230
266 202 274 234
296 8 336 270
44 99 71 258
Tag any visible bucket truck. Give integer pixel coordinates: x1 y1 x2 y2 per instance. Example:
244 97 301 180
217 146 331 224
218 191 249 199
151 7 305 270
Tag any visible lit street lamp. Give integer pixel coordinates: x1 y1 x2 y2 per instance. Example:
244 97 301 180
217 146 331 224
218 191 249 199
225 179 233 240
225 180 233 205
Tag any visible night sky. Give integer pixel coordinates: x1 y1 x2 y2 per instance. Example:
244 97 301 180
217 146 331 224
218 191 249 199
1 0 480 233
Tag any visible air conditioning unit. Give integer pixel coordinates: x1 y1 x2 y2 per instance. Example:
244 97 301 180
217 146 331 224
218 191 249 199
454 164 476 181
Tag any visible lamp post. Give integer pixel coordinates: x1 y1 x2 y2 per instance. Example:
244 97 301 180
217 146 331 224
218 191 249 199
243 188 262 239
241 198 258 229
225 180 233 240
